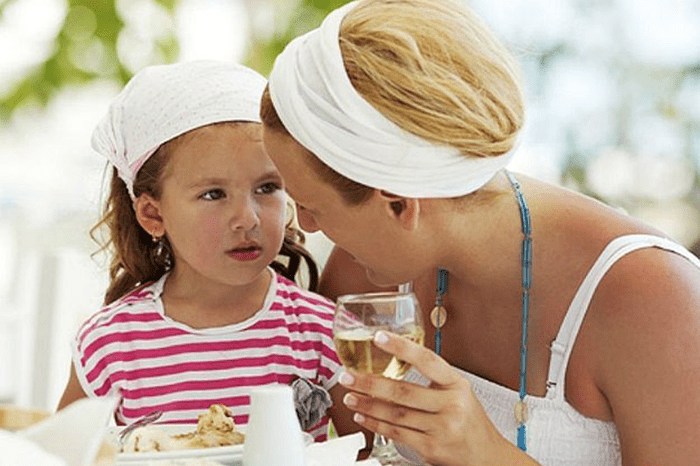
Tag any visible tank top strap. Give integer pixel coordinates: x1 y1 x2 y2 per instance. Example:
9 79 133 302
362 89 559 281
545 234 700 401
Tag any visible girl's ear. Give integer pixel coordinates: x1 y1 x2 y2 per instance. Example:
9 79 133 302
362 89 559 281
134 194 165 238
378 190 420 231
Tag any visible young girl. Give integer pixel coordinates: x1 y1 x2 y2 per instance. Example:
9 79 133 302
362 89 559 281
57 60 357 442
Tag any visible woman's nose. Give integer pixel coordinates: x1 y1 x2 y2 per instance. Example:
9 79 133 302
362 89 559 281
296 205 319 233
230 197 260 231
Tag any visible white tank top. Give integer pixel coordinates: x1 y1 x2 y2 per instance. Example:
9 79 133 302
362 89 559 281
399 234 700 465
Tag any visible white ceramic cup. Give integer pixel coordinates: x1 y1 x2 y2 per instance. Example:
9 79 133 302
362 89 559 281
243 384 307 466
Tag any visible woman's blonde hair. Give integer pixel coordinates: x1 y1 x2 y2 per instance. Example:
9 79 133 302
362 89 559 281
261 0 524 203
92 122 319 305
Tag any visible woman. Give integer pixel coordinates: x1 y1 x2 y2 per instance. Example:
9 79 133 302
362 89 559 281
260 1 700 465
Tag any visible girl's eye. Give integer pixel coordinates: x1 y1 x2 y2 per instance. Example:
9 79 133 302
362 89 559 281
201 189 226 201
256 182 281 195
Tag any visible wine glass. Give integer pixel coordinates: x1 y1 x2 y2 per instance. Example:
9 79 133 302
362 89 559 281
333 291 425 465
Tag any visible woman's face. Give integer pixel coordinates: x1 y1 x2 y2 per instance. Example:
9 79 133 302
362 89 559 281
262 127 410 286
155 124 287 289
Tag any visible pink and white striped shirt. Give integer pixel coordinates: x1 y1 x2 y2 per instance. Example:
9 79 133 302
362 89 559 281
72 270 341 441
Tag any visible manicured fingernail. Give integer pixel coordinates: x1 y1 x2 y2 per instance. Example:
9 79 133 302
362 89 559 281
353 413 365 423
374 331 389 344
339 371 355 385
343 393 358 407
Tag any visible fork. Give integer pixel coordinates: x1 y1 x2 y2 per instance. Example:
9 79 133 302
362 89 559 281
117 410 164 447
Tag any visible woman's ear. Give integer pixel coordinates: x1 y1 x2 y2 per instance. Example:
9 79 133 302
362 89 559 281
134 194 165 237
378 190 420 231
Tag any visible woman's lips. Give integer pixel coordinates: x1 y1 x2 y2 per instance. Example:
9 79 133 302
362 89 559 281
228 247 262 261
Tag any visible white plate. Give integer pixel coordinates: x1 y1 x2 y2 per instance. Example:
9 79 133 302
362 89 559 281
110 424 313 466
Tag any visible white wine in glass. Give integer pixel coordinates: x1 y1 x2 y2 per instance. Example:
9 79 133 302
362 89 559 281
333 291 425 465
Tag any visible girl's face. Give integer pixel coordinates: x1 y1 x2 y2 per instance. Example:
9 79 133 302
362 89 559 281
262 127 412 286
155 123 286 289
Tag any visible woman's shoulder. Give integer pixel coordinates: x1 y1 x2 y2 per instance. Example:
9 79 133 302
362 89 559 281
576 234 700 386
529 178 676 283
581 237 700 462
589 236 700 317
548 221 700 330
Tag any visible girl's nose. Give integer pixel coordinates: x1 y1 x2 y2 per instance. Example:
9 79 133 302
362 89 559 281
230 197 260 231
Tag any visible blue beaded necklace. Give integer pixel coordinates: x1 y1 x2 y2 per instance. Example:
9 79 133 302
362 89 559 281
430 171 532 452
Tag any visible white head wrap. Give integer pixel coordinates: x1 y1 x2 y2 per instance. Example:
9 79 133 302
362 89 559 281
92 60 267 199
268 1 514 198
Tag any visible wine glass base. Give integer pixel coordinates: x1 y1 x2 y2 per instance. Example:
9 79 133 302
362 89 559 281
371 451 409 465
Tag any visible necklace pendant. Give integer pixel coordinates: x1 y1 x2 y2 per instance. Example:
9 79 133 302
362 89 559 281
515 400 528 424
430 306 447 328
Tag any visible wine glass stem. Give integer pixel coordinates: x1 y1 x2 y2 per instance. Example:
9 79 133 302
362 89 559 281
371 433 405 465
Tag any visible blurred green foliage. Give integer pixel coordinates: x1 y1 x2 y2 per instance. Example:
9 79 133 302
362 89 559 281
0 0 350 121
2 0 698 244
246 0 351 75
0 0 179 121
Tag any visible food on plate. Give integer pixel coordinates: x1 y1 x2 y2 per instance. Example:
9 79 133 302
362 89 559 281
0 405 50 430
122 404 245 453
131 460 225 465
133 460 224 465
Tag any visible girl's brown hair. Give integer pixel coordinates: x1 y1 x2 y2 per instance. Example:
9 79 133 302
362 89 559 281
260 0 524 205
92 122 319 305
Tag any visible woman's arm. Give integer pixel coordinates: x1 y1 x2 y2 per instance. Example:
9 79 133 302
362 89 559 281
57 362 88 411
591 249 700 465
319 246 395 301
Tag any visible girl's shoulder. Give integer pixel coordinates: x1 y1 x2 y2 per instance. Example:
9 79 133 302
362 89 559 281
74 280 163 344
271 273 336 319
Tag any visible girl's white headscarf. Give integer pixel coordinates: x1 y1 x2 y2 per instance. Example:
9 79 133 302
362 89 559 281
268 1 514 198
92 60 267 200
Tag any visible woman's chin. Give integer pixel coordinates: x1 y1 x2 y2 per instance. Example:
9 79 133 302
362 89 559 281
363 267 400 288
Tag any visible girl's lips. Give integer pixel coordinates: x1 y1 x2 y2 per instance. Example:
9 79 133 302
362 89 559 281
229 247 262 261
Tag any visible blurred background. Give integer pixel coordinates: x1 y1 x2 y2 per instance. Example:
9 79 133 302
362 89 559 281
0 0 699 412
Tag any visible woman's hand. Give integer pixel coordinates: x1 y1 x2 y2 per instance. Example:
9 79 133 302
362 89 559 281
339 331 539 466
